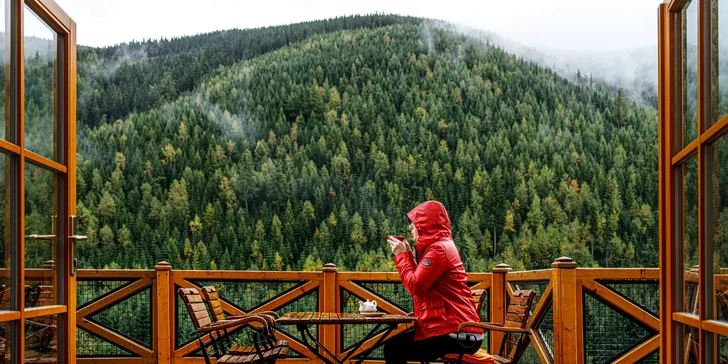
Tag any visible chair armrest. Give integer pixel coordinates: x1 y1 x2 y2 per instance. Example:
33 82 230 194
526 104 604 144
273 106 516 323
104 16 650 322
228 313 276 329
257 310 280 319
457 322 529 334
197 316 267 333
407 312 415 317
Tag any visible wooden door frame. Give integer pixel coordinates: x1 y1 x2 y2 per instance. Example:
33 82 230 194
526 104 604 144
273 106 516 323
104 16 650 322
0 0 75 362
661 0 728 362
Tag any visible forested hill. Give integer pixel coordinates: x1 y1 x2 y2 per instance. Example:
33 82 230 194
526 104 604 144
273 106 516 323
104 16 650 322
76 14 424 128
75 20 658 272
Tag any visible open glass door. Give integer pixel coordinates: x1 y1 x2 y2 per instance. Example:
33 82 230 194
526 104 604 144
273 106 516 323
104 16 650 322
0 0 76 363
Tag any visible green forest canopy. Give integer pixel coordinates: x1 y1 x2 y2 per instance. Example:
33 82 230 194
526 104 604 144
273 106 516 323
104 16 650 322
68 16 658 272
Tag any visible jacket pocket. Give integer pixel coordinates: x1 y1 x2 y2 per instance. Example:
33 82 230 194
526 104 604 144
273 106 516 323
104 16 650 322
418 297 447 331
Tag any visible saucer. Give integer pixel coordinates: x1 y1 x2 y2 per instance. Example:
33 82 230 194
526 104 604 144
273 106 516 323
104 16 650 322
359 311 386 317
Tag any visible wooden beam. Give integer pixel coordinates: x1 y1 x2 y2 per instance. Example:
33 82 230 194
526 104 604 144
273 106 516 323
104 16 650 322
170 270 321 281
505 269 551 282
612 334 660 364
77 318 153 357
77 277 151 319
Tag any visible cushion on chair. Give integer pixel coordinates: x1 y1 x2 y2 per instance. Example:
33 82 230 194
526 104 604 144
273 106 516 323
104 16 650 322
443 349 496 364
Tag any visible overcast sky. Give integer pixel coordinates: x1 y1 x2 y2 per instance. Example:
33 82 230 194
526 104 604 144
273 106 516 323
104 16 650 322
50 0 665 52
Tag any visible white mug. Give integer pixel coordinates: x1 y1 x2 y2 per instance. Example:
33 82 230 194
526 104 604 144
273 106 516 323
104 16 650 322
359 299 377 312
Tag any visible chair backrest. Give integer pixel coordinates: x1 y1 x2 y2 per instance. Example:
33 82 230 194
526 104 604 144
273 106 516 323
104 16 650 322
178 287 213 329
471 289 487 317
201 286 226 323
499 290 536 363
505 290 536 329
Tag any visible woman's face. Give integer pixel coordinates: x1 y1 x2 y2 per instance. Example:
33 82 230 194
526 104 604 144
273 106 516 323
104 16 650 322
409 223 418 243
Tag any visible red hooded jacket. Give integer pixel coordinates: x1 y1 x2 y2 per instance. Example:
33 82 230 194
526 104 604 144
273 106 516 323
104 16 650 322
393 201 483 341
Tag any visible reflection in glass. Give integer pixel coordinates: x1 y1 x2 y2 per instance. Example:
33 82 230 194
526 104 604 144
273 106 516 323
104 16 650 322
24 162 56 308
0 321 10 361
712 0 728 125
713 134 728 321
682 324 699 364
0 154 7 311
0 0 6 141
684 0 699 148
683 157 699 313
23 5 58 161
24 314 56 362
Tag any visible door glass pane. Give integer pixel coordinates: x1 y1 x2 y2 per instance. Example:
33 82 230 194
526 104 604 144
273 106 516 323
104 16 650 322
24 314 56 362
683 157 699 313
712 0 728 125
24 162 56 308
0 321 10 361
719 334 728 362
681 323 700 364
0 154 8 311
683 0 699 148
0 0 6 142
23 5 58 162
713 133 728 321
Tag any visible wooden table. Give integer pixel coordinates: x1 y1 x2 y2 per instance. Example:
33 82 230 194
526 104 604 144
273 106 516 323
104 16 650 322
276 312 416 364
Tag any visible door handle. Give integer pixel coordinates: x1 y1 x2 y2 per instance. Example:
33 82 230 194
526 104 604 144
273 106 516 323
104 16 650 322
68 216 87 276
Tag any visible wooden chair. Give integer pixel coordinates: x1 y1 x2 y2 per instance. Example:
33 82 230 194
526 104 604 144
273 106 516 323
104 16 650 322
443 290 536 364
200 286 288 357
177 287 286 364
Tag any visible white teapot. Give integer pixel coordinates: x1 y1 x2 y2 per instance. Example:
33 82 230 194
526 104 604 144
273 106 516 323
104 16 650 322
359 299 377 312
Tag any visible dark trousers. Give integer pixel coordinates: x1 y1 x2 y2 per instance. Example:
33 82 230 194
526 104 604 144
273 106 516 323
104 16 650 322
383 329 482 364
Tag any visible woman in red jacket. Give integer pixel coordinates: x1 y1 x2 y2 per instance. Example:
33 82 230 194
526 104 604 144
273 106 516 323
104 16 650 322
383 201 483 364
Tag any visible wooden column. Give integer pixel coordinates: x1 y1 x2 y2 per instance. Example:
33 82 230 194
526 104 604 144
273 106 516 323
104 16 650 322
320 263 338 363
490 263 511 351
155 261 172 364
552 257 579 364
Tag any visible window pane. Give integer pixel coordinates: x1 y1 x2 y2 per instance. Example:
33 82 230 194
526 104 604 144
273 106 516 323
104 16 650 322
0 154 8 311
712 0 728 125
683 0 699 148
23 5 58 162
719 334 728 362
0 0 6 142
683 157 699 313
24 314 57 362
24 162 56 308
713 134 728 321
0 321 11 361
681 323 700 364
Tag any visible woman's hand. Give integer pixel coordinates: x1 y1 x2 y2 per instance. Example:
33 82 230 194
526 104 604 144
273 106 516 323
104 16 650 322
387 236 411 255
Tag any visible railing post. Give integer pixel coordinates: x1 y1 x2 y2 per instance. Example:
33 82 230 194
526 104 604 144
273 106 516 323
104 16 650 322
552 256 579 364
490 263 512 351
155 261 172 364
320 263 338 363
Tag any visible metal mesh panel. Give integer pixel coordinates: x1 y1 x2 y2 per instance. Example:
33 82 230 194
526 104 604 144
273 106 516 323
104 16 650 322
77 280 131 308
341 289 387 359
720 334 728 362
89 286 152 348
537 303 554 361
357 281 413 312
635 349 660 364
190 280 304 312
599 280 660 318
274 288 319 346
520 344 541 364
76 327 134 357
512 281 549 305
583 290 657 363
686 281 698 312
477 289 489 352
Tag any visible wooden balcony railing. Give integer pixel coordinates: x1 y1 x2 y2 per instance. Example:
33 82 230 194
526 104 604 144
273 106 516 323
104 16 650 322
75 257 661 364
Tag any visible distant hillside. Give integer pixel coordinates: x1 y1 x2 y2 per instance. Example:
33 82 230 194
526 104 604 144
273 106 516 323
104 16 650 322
72 18 658 272
76 14 424 128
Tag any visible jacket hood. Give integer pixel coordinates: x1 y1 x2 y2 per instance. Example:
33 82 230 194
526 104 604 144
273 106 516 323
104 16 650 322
407 201 452 252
